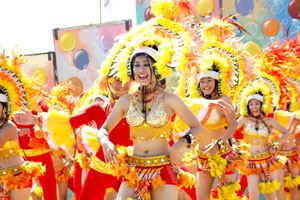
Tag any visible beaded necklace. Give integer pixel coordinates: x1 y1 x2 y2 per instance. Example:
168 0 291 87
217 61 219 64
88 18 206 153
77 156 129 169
133 86 159 113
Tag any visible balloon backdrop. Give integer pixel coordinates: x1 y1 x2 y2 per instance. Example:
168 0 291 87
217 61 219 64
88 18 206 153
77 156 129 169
144 6 154 21
100 34 115 52
32 67 47 84
288 0 300 19
196 0 214 16
262 18 280 36
73 49 89 70
235 0 254 16
68 77 83 97
59 33 77 52
245 41 261 56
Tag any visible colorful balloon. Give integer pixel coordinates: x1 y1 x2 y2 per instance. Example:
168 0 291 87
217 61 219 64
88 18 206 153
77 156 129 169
68 77 83 97
59 32 77 52
196 0 214 16
262 18 280 36
245 41 261 56
235 0 254 16
73 49 89 70
144 6 154 21
32 67 47 84
245 22 258 35
270 1 284 15
288 0 300 19
100 34 115 52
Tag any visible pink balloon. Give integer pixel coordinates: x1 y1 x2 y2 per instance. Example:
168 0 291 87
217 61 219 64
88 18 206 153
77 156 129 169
100 34 115 52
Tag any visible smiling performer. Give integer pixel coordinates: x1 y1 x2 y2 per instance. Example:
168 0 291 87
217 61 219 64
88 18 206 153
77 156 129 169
234 80 291 200
178 41 247 200
93 15 204 199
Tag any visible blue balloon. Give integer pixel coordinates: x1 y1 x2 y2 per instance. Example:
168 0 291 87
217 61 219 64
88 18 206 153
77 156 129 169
73 49 89 70
235 0 254 16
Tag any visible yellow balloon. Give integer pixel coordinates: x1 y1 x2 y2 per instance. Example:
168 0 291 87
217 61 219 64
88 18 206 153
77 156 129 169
32 67 47 84
59 32 77 52
245 41 261 56
196 0 214 16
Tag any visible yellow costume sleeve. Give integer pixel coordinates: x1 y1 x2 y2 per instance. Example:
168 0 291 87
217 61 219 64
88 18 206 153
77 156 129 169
45 110 75 151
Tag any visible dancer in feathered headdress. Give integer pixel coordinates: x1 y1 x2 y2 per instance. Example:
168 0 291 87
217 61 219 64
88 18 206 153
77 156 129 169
170 13 251 199
44 82 76 200
187 45 244 199
234 75 292 199
0 49 46 200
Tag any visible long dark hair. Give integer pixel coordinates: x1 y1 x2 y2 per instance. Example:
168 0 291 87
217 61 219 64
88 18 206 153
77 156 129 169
130 50 160 118
247 96 271 134
0 90 9 126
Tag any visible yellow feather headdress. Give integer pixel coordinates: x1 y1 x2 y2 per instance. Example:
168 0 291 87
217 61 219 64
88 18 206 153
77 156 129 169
49 81 76 115
286 75 300 112
184 39 244 98
99 17 190 85
233 75 277 116
200 15 251 43
0 49 36 118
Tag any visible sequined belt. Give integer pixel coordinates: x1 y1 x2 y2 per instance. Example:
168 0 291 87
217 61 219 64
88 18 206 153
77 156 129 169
0 164 23 177
21 148 49 157
90 155 111 175
277 149 298 157
126 154 170 167
197 144 231 158
248 151 272 160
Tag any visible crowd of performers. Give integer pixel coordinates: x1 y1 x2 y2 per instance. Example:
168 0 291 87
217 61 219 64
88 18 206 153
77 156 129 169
1 0 300 200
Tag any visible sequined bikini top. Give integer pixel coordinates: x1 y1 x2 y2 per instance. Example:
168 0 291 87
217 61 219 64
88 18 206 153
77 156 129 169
203 109 228 129
244 120 269 138
0 141 20 160
126 94 172 141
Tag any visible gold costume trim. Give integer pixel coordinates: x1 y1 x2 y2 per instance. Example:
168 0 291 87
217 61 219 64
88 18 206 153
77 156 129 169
90 155 111 175
126 154 170 167
248 151 271 160
0 148 20 160
0 165 23 177
20 148 49 157
278 149 298 157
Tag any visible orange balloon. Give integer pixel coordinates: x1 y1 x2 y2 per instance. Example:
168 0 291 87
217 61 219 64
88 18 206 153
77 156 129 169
67 77 83 97
262 18 280 36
